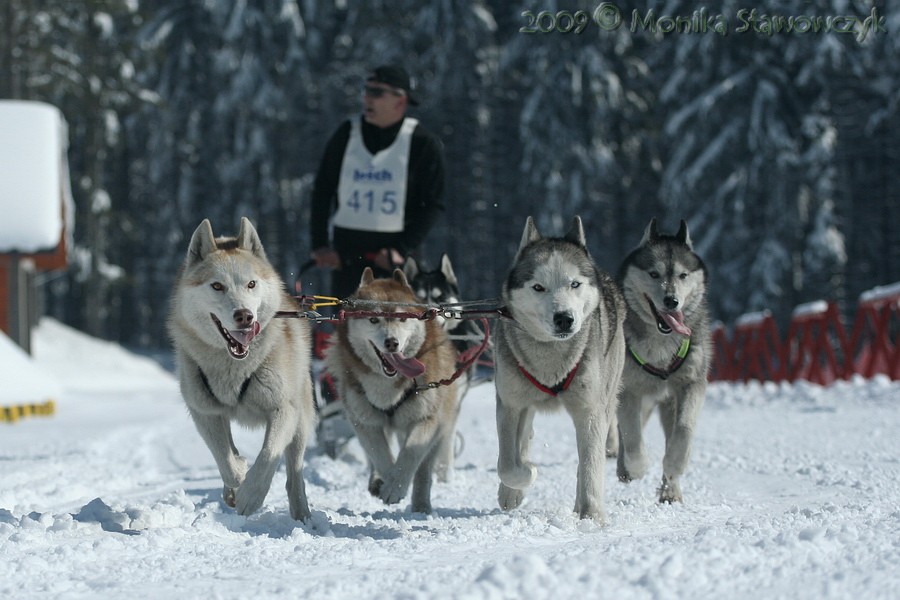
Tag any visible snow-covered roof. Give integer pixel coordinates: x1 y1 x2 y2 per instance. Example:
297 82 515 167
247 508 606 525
0 100 73 253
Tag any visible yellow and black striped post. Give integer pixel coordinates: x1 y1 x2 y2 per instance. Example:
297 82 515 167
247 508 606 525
1 400 56 423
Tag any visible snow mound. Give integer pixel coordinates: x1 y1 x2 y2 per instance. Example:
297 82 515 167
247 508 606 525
32 318 176 392
0 330 61 404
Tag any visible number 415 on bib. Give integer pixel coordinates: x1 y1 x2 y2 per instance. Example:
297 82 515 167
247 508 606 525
347 189 398 214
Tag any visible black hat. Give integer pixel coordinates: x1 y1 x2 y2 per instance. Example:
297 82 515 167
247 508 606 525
367 65 419 106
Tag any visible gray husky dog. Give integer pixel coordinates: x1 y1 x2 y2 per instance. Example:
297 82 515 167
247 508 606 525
616 218 711 503
168 218 315 521
494 216 625 521
325 268 459 514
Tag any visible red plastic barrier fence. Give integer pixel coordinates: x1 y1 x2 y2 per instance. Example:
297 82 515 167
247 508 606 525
785 301 848 386
847 284 900 380
725 311 787 383
710 283 900 385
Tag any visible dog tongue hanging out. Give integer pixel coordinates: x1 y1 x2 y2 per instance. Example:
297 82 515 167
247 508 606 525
168 217 316 522
324 267 460 513
616 218 712 505
378 345 427 378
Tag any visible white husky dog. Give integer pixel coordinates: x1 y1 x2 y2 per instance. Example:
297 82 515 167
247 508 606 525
494 216 625 521
616 218 711 503
168 218 315 520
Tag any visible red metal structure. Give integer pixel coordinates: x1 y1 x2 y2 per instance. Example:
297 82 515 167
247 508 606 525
847 285 900 380
710 284 900 385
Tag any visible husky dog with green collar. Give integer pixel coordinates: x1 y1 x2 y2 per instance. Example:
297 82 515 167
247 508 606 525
616 218 712 503
494 216 625 522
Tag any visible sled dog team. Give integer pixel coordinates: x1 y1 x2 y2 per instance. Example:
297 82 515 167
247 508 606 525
169 215 711 524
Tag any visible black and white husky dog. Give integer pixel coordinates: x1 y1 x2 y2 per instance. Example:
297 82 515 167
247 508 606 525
493 216 625 522
616 218 712 503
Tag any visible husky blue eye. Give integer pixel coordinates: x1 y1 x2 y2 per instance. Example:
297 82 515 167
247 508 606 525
211 282 224 291
571 281 581 289
532 284 545 292
369 317 379 324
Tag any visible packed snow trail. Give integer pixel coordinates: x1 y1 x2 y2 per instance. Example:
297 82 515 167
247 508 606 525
1 320 898 599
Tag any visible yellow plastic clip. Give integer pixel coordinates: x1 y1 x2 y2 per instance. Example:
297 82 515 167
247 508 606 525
310 296 342 310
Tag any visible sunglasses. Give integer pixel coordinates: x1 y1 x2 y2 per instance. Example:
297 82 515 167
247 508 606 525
363 84 405 99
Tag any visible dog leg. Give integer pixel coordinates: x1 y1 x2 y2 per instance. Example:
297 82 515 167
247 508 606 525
354 423 396 496
568 403 609 521
498 483 525 511
497 398 537 510
409 444 438 514
188 410 248 505
496 400 537 491
434 403 462 482
606 413 619 457
657 383 706 503
616 391 651 483
284 432 311 522
379 418 439 506
235 409 297 516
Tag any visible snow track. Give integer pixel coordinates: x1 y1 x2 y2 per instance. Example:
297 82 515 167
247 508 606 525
1 320 898 598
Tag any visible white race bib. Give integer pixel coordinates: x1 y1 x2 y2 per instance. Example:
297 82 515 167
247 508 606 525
333 117 417 233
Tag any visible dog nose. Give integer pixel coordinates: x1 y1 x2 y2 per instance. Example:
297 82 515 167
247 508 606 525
384 337 399 353
553 312 574 332
663 296 680 310
233 308 255 327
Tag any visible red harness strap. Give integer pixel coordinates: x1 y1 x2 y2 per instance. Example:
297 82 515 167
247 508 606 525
518 361 580 397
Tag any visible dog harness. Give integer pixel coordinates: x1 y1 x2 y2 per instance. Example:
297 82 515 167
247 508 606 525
627 338 691 380
380 384 420 418
198 367 253 405
518 362 580 397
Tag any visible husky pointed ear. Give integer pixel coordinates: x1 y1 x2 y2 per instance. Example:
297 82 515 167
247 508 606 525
237 217 266 258
676 220 693 249
563 216 587 247
517 216 541 254
393 268 411 288
403 257 419 281
440 253 458 286
360 267 376 287
640 218 660 246
187 219 217 266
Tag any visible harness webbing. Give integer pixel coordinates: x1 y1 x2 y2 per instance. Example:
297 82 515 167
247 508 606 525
628 337 692 380
275 296 501 393
413 318 492 392
518 361 580 397
379 384 420 418
198 367 252 405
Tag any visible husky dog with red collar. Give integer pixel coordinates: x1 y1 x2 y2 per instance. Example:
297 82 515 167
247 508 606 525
494 216 625 522
616 218 712 503
168 218 316 521
325 268 459 514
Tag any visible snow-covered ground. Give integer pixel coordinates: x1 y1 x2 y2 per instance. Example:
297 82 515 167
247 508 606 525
2 319 899 599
